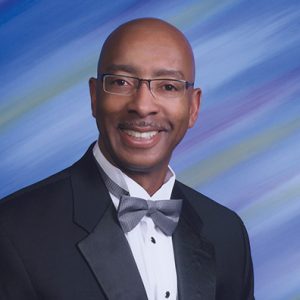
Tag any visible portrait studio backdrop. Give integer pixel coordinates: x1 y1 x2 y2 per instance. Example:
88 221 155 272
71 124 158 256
0 1 299 299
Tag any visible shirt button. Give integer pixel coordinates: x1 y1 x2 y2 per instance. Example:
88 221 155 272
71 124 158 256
165 291 170 298
151 236 156 244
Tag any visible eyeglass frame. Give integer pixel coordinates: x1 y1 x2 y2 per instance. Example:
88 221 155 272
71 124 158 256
98 73 194 98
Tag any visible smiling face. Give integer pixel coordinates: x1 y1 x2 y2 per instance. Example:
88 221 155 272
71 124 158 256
90 19 201 187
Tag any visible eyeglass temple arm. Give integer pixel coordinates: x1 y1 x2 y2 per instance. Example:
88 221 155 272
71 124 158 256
185 81 194 89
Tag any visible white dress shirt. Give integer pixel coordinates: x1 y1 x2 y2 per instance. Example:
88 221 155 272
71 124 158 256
93 143 178 300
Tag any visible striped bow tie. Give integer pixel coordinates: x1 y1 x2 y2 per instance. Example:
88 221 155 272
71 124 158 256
118 195 182 235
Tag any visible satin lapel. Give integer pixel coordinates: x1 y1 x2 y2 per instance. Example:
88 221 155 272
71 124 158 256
172 183 216 300
70 145 147 300
77 203 147 300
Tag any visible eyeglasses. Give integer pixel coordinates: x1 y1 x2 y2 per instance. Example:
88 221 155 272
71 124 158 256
99 73 194 99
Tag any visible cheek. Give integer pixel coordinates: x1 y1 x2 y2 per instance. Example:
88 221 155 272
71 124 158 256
96 96 126 126
98 98 116 117
167 101 191 129
164 103 191 148
95 107 117 142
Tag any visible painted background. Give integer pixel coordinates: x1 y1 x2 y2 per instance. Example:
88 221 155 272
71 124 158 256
1 0 300 299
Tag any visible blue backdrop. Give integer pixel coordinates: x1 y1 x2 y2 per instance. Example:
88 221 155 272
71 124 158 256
1 1 300 299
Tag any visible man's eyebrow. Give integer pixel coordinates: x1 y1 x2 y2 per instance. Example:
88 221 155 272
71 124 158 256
152 69 185 79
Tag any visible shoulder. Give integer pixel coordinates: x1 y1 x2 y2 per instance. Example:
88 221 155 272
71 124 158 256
0 167 73 224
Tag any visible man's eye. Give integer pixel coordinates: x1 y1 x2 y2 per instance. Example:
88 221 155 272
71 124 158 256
163 84 177 91
112 79 127 86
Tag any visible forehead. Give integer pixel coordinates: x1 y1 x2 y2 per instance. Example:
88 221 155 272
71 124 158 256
99 24 194 80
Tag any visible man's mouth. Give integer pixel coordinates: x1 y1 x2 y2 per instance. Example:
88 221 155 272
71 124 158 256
122 129 158 140
118 121 169 142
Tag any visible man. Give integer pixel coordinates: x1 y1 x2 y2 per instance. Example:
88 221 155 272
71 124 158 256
0 18 254 299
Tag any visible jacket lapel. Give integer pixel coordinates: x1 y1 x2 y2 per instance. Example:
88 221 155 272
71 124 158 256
77 203 147 300
172 182 216 300
70 145 147 300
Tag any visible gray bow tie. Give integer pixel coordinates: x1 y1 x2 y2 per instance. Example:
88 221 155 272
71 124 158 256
96 161 182 236
118 195 182 236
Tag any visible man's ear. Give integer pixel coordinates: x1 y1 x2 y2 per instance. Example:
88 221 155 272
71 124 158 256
188 88 201 128
89 77 97 118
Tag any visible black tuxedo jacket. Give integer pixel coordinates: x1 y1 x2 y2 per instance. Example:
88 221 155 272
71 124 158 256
0 145 254 299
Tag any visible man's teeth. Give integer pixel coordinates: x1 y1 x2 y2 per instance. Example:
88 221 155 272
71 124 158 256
123 130 158 139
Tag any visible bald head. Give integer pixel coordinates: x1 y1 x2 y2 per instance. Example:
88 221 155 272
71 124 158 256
97 18 195 81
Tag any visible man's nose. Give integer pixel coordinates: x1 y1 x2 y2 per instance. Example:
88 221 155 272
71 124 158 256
127 81 159 117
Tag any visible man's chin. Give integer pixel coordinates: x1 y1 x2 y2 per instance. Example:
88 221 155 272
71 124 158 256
116 155 170 176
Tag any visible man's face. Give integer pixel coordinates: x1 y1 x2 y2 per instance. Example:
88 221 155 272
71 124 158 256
90 24 200 176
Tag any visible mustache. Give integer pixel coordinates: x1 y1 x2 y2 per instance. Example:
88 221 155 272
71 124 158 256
118 120 170 131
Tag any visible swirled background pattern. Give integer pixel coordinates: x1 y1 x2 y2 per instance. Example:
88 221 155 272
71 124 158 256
1 1 300 299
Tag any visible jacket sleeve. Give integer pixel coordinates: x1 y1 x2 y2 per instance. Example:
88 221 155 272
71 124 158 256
0 234 38 300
